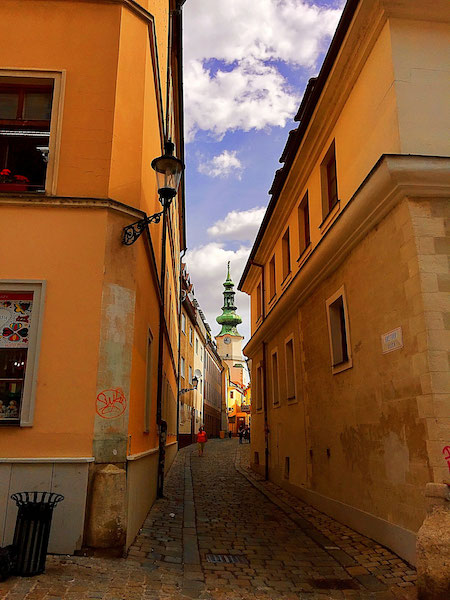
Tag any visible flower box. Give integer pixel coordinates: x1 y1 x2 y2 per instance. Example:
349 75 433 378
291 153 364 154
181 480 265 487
0 183 29 192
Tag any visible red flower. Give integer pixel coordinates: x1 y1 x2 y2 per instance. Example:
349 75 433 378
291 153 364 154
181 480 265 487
0 169 11 176
14 175 29 183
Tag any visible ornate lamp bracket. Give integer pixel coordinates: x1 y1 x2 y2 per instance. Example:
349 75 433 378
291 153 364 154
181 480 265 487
122 210 164 245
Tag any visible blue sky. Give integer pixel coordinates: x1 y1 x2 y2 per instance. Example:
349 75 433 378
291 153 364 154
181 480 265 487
183 0 344 342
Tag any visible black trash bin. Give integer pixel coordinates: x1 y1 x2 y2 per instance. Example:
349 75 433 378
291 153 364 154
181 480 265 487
11 491 64 577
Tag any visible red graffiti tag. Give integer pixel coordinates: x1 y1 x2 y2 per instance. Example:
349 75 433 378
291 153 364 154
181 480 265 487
443 446 450 473
96 388 127 419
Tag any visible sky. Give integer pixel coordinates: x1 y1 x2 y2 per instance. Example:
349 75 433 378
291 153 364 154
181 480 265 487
183 0 344 342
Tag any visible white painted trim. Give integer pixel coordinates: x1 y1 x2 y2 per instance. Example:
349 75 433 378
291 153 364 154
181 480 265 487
0 457 94 463
325 285 353 375
0 280 46 427
126 440 177 461
287 482 417 566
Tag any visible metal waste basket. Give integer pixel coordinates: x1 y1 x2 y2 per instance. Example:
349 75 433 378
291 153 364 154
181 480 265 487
11 491 64 576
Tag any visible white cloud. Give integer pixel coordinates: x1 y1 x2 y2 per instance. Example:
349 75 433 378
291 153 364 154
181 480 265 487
185 243 251 342
207 207 266 243
184 0 342 140
198 150 243 179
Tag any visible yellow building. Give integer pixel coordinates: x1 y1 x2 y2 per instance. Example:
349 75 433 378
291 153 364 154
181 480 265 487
239 0 449 565
0 0 186 554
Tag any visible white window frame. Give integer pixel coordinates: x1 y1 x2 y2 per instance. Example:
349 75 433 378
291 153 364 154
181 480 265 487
284 333 297 403
181 312 186 334
326 285 352 374
189 327 193 345
270 347 280 407
0 280 46 427
0 69 65 196
180 356 185 379
188 366 193 385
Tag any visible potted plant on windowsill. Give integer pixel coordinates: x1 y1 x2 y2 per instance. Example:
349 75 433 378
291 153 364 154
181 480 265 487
0 169 30 192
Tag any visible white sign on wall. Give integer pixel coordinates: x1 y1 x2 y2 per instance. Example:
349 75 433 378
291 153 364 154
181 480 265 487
381 327 403 354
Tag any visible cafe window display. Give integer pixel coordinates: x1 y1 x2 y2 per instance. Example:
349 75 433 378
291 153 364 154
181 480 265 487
0 291 33 424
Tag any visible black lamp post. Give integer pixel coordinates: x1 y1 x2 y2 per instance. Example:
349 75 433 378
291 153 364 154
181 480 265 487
122 141 184 245
179 375 199 395
122 140 184 498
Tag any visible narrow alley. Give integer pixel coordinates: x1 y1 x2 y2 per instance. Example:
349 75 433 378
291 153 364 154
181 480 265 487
1 440 417 600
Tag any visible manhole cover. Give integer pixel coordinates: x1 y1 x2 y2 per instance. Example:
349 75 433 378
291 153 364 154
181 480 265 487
308 579 359 590
206 554 247 564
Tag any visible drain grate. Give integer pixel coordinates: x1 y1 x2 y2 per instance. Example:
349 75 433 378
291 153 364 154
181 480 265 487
206 554 247 564
308 579 359 590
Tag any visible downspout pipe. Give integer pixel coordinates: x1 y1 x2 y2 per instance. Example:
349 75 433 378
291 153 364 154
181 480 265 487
249 261 269 480
176 250 186 442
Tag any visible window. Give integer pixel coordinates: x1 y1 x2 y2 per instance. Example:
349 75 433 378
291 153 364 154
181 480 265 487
180 356 185 379
282 228 291 281
326 287 352 372
298 192 310 254
271 350 279 406
285 336 296 401
256 363 263 411
195 338 198 354
0 281 45 426
230 391 234 399
321 141 338 216
189 327 193 345
181 313 186 334
256 283 262 321
189 366 192 385
284 457 290 480
0 77 55 193
144 331 153 433
269 255 276 300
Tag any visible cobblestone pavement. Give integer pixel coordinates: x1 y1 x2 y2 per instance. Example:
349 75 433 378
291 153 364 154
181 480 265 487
0 439 417 600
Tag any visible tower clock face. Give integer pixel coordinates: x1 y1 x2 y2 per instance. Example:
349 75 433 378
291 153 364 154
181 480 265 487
224 337 231 344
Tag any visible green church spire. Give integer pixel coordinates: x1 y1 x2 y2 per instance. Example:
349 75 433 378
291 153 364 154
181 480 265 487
216 262 242 336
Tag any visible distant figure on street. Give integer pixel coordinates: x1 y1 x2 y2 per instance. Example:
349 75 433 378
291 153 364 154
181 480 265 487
197 426 207 456
244 425 250 444
228 430 232 439
238 425 245 444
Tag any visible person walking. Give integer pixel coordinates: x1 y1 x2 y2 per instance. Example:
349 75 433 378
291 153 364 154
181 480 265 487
197 426 207 456
238 425 244 444
244 425 250 444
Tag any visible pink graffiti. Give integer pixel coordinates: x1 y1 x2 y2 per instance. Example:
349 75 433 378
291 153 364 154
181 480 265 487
442 446 450 472
96 388 127 419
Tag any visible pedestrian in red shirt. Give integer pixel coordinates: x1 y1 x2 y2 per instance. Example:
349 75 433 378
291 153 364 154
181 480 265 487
197 427 207 456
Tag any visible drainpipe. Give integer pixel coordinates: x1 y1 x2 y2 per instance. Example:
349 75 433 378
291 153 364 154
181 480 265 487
250 261 269 480
176 250 186 442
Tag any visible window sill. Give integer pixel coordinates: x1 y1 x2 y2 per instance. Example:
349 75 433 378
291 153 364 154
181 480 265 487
331 357 353 375
256 315 263 327
319 200 340 235
272 402 281 409
297 243 312 267
287 396 297 405
281 272 292 290
268 293 277 307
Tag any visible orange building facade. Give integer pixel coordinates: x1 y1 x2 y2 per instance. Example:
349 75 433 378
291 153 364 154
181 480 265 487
239 0 449 565
0 0 186 554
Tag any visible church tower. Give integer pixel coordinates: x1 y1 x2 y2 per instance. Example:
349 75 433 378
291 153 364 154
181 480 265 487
215 262 244 386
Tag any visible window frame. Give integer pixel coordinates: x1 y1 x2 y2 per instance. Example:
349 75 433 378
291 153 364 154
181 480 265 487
270 348 280 407
281 228 291 283
297 191 311 256
180 356 185 379
256 282 262 322
320 140 339 218
255 362 263 412
181 312 186 334
268 255 276 302
326 285 352 374
284 334 297 403
0 69 65 196
0 280 46 427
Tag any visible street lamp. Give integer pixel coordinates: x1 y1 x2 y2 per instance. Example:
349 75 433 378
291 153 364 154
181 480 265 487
180 375 199 395
122 140 184 245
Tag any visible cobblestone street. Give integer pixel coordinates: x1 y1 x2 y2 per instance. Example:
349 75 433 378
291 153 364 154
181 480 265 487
1 440 417 600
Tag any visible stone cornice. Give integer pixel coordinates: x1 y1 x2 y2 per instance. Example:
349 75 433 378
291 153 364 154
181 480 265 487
244 154 450 356
0 194 146 219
